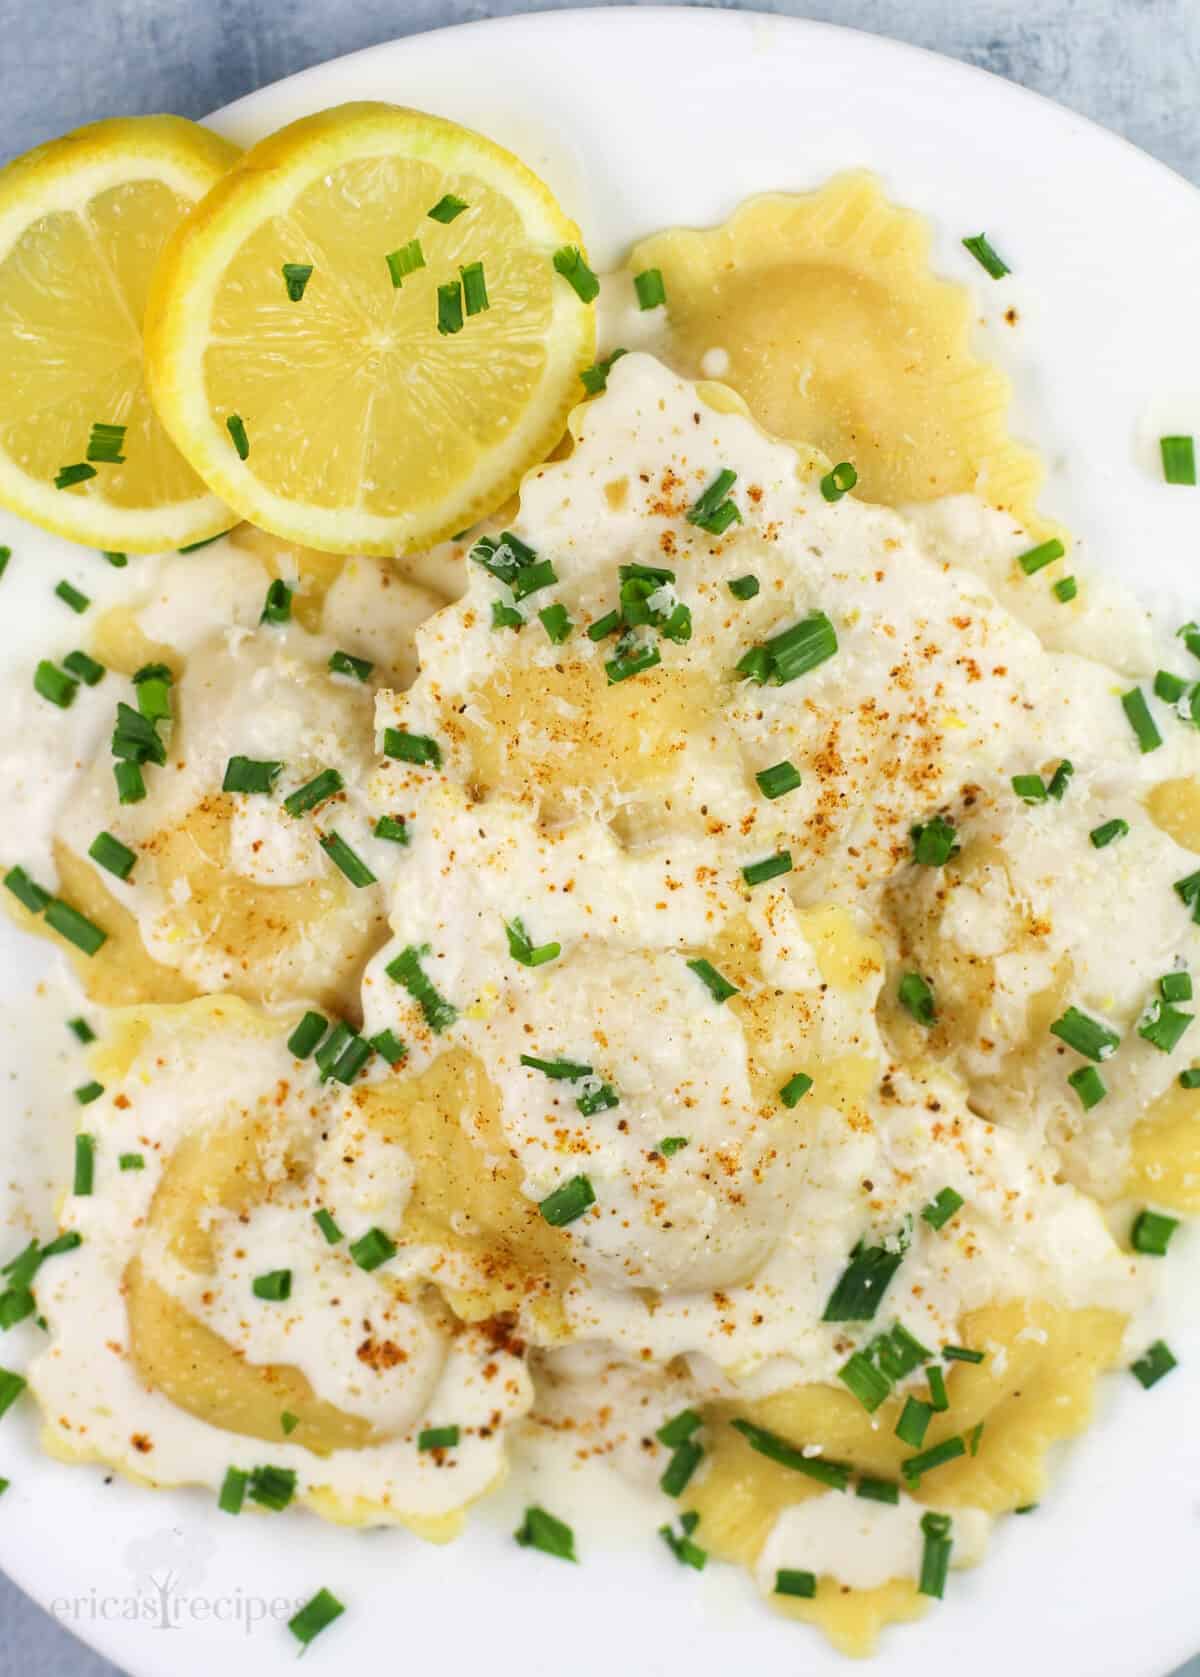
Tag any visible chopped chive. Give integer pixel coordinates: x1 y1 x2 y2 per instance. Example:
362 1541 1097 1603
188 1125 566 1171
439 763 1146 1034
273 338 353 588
328 649 373 681
659 1519 707 1570
177 534 227 553
428 193 468 223
660 1439 703 1497
247 1465 296 1511
895 1396 933 1448
1121 687 1162 753
1179 1067 1200 1088
1016 538 1064 576
313 1022 354 1081
1138 999 1192 1053
436 280 463 334
755 760 802 800
226 415 249 460
218 1467 247 1514
661 601 692 643
288 1011 327 1058
902 1435 966 1484
586 609 621 640
68 1017 95 1044
260 577 291 624
657 1409 702 1447
1014 1504 1038 1514
386 239 425 286
552 246 599 303
962 233 1010 278
45 899 106 955
0 547 8 578
470 530 539 584
538 602 573 644
819 461 857 502
871 1323 932 1381
374 815 409 845
605 641 661 684
460 261 489 316
281 1412 299 1435
1047 759 1073 801
580 348 628 396
1174 869 1200 916
222 756 282 795
4 866 50 914
62 650 104 687
1131 1339 1177 1388
33 661 77 708
383 729 442 768
686 957 739 1004
739 611 838 685
918 1512 953 1598
252 1269 292 1302
505 916 561 968
386 944 457 1032
926 1366 949 1412
775 1569 817 1599
369 1029 407 1065
539 1175 595 1227
1155 669 1188 703
728 575 759 600
329 1034 372 1085
281 262 312 301
515 1504 577 1561
112 700 165 765
87 831 135 881
1160 436 1196 486
779 1071 813 1108
1089 818 1128 849
633 268 666 309
134 678 171 729
114 760 146 804
54 580 90 614
823 1235 907 1322
314 1208 343 1244
911 815 959 866
856 1476 901 1505
1012 773 1047 803
492 601 524 631
74 1081 104 1106
687 468 741 534
658 1136 689 1157
730 1419 852 1490
1053 576 1078 603
942 1344 984 1364
921 1187 964 1231
838 1350 891 1413
968 1424 984 1459
1050 1006 1119 1061
1067 1065 1107 1109
349 1228 396 1272
283 768 343 816
898 972 936 1026
418 1425 460 1452
742 850 792 889
101 550 126 567
73 1133 94 1196
0 1369 25 1420
54 463 96 490
86 422 126 465
119 1153 144 1171
1131 1209 1179 1256
511 559 557 601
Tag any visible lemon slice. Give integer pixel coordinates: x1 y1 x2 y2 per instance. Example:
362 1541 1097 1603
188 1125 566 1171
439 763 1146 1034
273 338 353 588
0 117 239 552
145 102 597 555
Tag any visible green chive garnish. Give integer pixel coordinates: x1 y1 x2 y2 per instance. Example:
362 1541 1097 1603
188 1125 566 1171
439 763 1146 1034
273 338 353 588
436 280 463 334
418 1425 460 1451
819 461 857 502
46 899 106 955
539 1176 595 1227
633 268 666 309
775 1569 817 1599
74 1081 104 1106
119 1153 144 1171
872 1323 932 1380
0 1368 26 1420
492 601 524 631
112 700 165 765
1067 1065 1107 1109
728 575 759 599
657 1409 702 1447
898 972 936 1026
1053 576 1078 603
515 1504 577 1561
33 661 76 709
911 815 958 865
428 193 468 223
856 1477 901 1505
4 866 50 914
328 649 373 681
823 1233 908 1322
260 577 292 624
1160 436 1196 485
895 1396 933 1448
1121 687 1162 753
252 1269 292 1301
383 729 442 768
288 1588 344 1647
538 603 573 644
281 1412 299 1434
329 1034 372 1085
742 850 792 888
962 234 1010 278
313 1022 354 1081
1016 538 1064 576
687 468 741 534
730 1419 852 1490
461 261 489 316
1138 999 1192 1053
386 239 425 286
927 1366 949 1412
1131 1339 1177 1388
87 831 135 881
1131 1209 1178 1256
314 1209 343 1244
918 1512 953 1598
903 1436 966 1484
1012 774 1047 803
660 1515 707 1569
686 957 739 1004
54 580 90 614
281 263 312 301
921 1187 963 1230
505 916 561 968
319 832 376 889
1090 818 1129 849
386 944 457 1032
942 1344 984 1364
580 348 628 396
86 422 126 465
73 1133 94 1196
114 760 145 804
222 756 282 795
605 641 661 684
218 1467 247 1513
1179 1067 1200 1088
779 1072 813 1108
552 246 599 303
226 415 250 459
573 1079 618 1116
737 611 837 685
62 650 104 686
374 815 409 845
370 1029 407 1065
1047 759 1073 801
755 760 801 800
349 1228 396 1272
1050 1006 1119 1061
838 1351 891 1413
247 1465 296 1511
283 768 343 816
55 463 96 490
68 1017 95 1044
660 1439 703 1497
658 1137 689 1157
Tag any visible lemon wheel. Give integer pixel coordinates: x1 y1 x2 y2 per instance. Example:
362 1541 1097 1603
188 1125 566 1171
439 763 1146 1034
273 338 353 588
145 102 597 556
0 116 239 552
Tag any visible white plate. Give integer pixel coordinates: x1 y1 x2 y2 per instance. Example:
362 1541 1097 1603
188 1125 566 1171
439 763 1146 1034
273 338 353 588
1 9 1198 1675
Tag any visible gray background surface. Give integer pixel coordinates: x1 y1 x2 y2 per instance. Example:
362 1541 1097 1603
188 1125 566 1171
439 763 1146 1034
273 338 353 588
0 2 1195 1673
